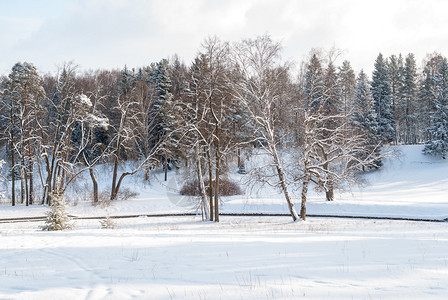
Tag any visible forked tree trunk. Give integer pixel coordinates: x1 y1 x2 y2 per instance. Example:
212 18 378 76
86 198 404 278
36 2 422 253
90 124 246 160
195 147 209 220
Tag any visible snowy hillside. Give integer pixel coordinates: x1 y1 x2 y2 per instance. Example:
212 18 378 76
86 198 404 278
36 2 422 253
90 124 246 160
1 145 448 300
223 145 448 220
0 145 447 220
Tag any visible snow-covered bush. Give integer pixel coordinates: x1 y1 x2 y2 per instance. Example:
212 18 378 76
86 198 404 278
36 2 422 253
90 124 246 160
41 192 74 231
99 214 116 229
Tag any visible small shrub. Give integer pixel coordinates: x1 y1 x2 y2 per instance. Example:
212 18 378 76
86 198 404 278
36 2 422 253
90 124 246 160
117 187 139 201
180 178 243 197
99 215 116 229
94 190 112 207
41 192 74 231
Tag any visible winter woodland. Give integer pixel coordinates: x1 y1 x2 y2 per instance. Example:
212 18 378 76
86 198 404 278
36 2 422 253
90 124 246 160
1 35 447 222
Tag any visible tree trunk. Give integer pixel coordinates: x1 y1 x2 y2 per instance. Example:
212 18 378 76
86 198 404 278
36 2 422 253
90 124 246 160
237 148 241 168
25 103 33 205
112 170 137 200
110 134 123 200
110 156 119 200
325 185 334 201
10 142 15 207
21 154 27 205
272 145 298 221
28 159 34 205
144 167 150 181
89 167 99 204
214 143 220 223
10 96 16 206
207 149 214 221
300 175 310 220
196 147 209 220
164 149 168 181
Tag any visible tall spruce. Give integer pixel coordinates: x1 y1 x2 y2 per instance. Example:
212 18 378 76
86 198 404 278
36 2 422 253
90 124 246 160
388 54 404 143
304 54 324 111
418 54 446 142
371 53 395 144
351 70 381 168
149 59 175 180
399 53 418 144
423 59 448 157
338 60 356 123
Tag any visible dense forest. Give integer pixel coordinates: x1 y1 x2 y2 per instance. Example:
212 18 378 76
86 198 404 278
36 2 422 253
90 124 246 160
1 35 447 221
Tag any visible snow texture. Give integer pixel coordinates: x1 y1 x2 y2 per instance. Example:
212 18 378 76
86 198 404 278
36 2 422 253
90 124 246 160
0 145 447 299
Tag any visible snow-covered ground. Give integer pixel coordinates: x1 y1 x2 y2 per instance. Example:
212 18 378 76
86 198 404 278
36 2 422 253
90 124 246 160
0 145 447 299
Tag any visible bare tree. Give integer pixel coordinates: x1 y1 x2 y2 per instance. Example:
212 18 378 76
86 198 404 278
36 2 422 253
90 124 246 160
73 93 109 204
298 71 386 220
232 35 299 221
37 63 85 205
172 37 239 222
109 67 162 201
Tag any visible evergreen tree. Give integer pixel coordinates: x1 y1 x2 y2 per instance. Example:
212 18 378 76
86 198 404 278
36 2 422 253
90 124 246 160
423 59 448 158
338 60 356 121
371 53 395 144
41 189 73 231
418 65 435 142
351 70 381 168
119 65 137 96
4 62 45 206
399 53 418 144
149 59 176 176
304 54 324 111
150 59 174 141
418 54 446 142
388 54 404 143
41 177 73 231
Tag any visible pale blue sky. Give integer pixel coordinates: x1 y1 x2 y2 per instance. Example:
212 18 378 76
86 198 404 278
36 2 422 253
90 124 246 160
1 0 448 75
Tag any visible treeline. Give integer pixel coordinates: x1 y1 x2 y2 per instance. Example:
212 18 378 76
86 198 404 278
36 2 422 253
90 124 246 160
0 35 447 222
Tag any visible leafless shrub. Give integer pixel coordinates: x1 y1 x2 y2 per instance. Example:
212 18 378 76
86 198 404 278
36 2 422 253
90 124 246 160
116 187 139 201
180 178 243 197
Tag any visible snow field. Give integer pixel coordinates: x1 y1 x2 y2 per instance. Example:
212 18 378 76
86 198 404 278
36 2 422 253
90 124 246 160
0 145 447 299
1 216 447 299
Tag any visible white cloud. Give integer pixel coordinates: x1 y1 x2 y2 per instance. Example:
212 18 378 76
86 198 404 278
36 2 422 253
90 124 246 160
2 0 448 75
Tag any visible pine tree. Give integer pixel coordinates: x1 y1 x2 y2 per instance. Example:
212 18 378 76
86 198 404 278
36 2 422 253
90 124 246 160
41 186 73 231
150 59 174 144
418 54 446 143
4 62 45 206
338 60 356 121
399 53 418 144
388 55 404 138
149 59 176 179
304 54 324 111
351 70 381 168
423 59 448 158
371 53 395 144
418 66 435 142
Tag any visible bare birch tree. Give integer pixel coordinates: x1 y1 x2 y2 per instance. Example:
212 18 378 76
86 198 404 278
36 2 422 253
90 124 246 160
231 35 299 221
